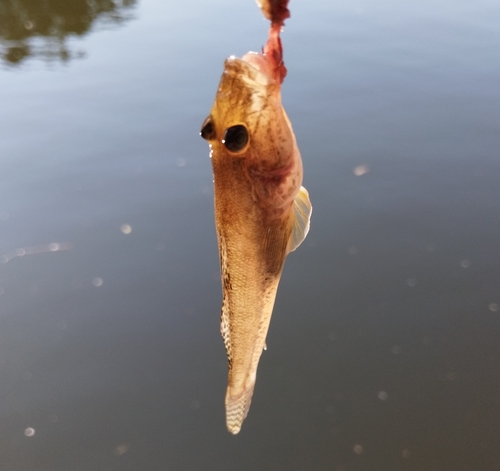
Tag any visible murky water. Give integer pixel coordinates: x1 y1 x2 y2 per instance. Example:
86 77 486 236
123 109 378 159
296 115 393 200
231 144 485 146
1 0 500 469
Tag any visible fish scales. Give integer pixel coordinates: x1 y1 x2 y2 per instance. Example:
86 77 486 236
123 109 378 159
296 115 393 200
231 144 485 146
200 0 311 434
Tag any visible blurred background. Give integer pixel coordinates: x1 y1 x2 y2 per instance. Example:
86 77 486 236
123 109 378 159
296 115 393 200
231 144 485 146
0 0 499 469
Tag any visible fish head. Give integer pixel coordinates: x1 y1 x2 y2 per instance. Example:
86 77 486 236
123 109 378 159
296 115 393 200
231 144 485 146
200 53 298 184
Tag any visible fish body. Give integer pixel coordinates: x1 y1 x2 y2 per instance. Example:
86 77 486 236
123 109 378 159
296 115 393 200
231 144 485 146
200 0 311 435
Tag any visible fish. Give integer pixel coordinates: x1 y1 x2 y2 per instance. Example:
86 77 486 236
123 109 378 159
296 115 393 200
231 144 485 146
200 0 311 434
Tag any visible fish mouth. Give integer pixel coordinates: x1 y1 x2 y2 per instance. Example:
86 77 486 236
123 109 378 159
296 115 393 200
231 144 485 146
224 53 275 88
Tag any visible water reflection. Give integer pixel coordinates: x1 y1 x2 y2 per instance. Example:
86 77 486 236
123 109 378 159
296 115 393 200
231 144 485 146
0 0 136 64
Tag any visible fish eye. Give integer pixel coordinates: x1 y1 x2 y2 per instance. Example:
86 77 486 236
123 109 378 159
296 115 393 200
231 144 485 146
223 125 249 153
200 116 216 140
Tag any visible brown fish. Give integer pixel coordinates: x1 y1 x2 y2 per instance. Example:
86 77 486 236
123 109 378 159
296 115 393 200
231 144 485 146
200 0 311 434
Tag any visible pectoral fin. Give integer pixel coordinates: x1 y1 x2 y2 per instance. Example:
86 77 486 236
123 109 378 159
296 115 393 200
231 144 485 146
288 186 312 253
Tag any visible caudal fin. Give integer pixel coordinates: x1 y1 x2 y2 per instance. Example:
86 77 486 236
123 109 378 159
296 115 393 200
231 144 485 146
225 384 256 434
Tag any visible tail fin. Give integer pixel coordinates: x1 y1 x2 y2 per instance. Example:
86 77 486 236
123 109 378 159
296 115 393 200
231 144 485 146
225 383 256 434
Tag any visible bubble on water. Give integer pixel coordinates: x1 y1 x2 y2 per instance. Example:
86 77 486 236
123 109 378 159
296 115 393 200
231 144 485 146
57 320 67 330
200 185 211 195
392 345 402 355
460 259 471 268
378 391 388 400
92 278 103 287
24 427 35 437
176 158 187 167
353 165 369 176
190 400 201 410
488 303 499 312
24 21 33 30
353 444 364 454
15 248 26 257
120 224 132 235
114 444 128 456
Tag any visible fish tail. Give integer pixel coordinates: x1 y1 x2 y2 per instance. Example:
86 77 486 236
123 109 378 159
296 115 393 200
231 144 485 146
225 383 256 434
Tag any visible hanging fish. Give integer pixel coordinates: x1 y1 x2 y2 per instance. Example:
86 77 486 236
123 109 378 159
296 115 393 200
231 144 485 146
200 0 311 434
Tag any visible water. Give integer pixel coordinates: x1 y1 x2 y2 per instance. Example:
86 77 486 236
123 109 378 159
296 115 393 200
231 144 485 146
1 0 499 469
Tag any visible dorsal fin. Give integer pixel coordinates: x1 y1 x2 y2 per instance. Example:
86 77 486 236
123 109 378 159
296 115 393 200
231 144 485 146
288 186 312 253
218 235 233 366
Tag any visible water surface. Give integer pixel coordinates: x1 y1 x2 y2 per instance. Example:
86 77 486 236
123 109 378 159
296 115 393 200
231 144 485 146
1 0 500 470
